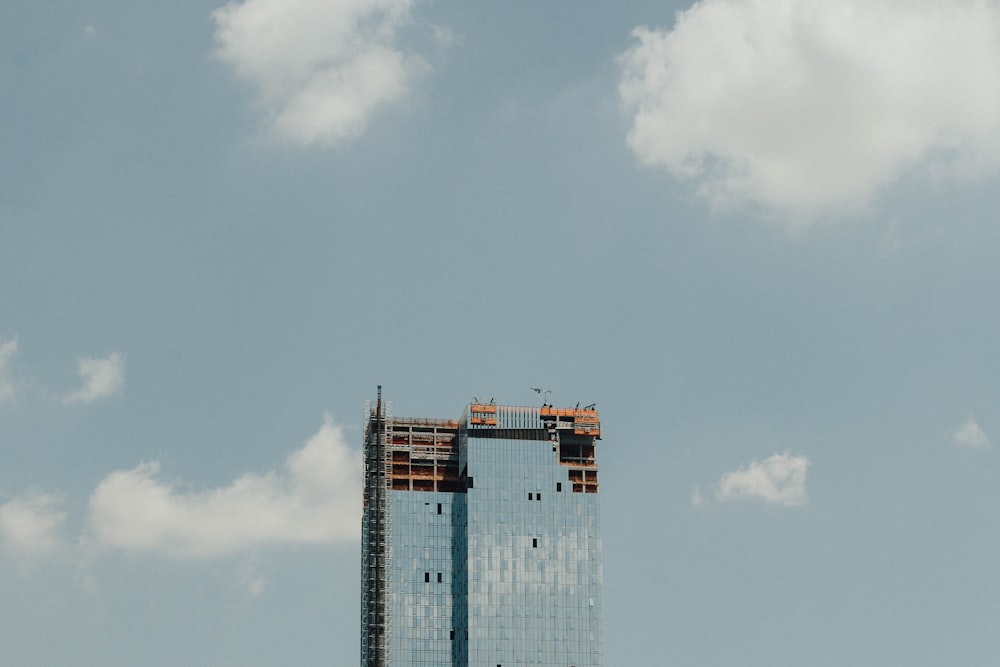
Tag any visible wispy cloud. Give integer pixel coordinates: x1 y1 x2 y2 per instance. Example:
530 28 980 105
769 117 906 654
696 452 810 508
63 352 124 404
0 492 67 557
619 0 1000 225
212 0 425 146
949 416 991 449
86 414 362 558
235 558 267 598
0 337 18 403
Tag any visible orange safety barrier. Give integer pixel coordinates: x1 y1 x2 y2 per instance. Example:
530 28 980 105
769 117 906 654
470 416 498 426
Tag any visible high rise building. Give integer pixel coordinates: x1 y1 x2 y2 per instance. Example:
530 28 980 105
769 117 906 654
361 388 604 667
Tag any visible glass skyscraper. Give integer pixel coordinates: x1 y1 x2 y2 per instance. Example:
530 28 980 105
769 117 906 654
361 389 604 667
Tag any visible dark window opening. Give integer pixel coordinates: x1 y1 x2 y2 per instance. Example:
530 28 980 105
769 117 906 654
532 538 538 548
437 572 442 583
450 630 455 640
557 482 562 492
437 503 442 514
537 493 541 501
467 477 474 489
528 493 533 500
424 572 429 583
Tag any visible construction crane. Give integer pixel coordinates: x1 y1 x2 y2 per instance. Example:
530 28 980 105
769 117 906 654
530 387 552 406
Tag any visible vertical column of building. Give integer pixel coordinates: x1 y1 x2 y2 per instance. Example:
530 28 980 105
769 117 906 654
463 404 604 667
390 490 464 664
361 387 391 667
378 410 466 665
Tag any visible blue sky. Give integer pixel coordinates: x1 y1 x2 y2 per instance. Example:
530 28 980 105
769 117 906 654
3 1 1000 664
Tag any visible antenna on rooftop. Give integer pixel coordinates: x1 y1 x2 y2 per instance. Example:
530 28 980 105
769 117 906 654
531 387 552 406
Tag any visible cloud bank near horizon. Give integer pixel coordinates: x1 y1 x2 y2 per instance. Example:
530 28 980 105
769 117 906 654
1 415 363 567
619 0 1000 224
86 414 363 558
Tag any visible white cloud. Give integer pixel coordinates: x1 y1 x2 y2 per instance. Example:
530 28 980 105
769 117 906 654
63 352 124 404
235 559 267 598
698 452 810 507
87 414 362 558
213 0 424 146
0 337 18 403
949 416 991 449
0 492 67 557
618 0 1000 224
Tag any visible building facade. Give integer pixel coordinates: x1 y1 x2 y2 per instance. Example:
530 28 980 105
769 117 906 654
361 388 604 667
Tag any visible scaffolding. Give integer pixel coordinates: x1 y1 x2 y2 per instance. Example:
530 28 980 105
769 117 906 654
361 387 392 667
540 406 601 492
386 417 463 492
